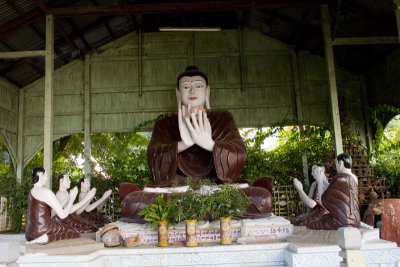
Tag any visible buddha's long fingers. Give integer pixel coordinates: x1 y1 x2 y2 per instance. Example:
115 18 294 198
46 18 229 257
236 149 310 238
198 106 204 132
190 108 200 131
204 109 211 134
187 104 192 118
181 105 186 120
184 114 196 135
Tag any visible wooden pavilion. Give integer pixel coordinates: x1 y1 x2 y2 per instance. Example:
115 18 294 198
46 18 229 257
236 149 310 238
0 0 399 188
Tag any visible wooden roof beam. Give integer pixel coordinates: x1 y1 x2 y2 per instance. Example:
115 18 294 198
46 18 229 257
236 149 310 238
0 39 44 76
65 18 91 51
33 0 80 53
47 0 327 17
0 0 76 40
91 0 116 38
332 36 398 45
4 0 65 60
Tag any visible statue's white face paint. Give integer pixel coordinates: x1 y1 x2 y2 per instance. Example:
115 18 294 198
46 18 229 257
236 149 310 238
311 165 324 181
61 175 71 189
178 76 209 109
81 178 91 192
37 171 47 186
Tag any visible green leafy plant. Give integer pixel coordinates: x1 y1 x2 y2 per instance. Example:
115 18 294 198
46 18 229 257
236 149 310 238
370 105 400 197
208 185 252 220
170 190 210 222
138 194 174 227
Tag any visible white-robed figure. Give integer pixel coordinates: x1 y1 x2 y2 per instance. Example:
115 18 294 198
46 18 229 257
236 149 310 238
76 178 112 228
291 164 329 226
25 167 96 244
55 174 98 232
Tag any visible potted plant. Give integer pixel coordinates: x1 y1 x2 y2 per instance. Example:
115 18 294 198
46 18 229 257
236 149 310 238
138 194 173 247
208 185 252 244
171 190 209 247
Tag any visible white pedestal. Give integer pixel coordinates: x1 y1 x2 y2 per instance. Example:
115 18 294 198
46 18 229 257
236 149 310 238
16 243 288 267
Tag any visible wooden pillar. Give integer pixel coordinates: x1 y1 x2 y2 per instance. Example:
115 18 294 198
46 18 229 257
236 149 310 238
44 15 54 189
321 5 343 156
291 49 309 186
84 54 92 181
187 32 195 66
239 27 246 91
138 29 143 96
395 0 400 43
16 89 24 183
360 76 373 152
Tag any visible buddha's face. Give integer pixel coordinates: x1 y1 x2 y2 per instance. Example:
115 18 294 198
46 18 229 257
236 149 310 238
178 75 209 108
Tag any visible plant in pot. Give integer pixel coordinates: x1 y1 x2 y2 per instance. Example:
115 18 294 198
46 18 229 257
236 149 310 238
138 194 174 247
208 185 252 245
171 190 210 247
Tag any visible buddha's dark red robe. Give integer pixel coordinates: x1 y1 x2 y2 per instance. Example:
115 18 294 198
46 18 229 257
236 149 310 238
147 110 247 184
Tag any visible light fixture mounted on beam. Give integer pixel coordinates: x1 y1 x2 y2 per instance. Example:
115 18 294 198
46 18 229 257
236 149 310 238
159 27 221 32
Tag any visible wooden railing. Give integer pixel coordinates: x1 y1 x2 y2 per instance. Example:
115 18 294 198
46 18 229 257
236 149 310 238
0 196 10 232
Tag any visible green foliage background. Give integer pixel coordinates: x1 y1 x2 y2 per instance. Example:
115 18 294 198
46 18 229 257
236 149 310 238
239 123 334 186
370 105 400 197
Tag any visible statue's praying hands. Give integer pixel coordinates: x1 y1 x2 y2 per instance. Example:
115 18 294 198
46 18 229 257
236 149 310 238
176 74 214 153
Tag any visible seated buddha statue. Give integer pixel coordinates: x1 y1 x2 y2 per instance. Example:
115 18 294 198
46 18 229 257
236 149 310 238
120 66 273 223
307 153 361 230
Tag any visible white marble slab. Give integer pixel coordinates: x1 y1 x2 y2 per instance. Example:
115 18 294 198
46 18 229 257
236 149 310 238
17 242 288 267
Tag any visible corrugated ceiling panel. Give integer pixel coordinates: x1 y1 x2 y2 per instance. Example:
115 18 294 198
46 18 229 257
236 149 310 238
355 0 394 13
55 19 75 37
69 16 100 32
0 2 19 25
3 27 44 51
84 26 111 47
108 16 135 34
6 63 41 87
15 0 39 13
0 42 9 52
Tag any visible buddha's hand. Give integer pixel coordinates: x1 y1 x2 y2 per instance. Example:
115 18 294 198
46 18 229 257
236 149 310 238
293 178 303 191
185 106 215 152
176 89 194 148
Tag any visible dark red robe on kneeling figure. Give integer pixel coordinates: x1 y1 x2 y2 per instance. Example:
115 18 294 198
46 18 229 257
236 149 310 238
26 192 80 243
307 173 360 230
120 111 273 223
291 182 328 226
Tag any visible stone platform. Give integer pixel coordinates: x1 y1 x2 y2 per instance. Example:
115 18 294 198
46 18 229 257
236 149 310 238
1 224 400 266
99 216 292 244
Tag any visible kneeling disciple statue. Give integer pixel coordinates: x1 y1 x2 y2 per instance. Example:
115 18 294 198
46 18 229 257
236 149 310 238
291 164 329 226
76 178 112 229
25 167 96 244
307 153 361 230
55 174 98 233
120 66 274 223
